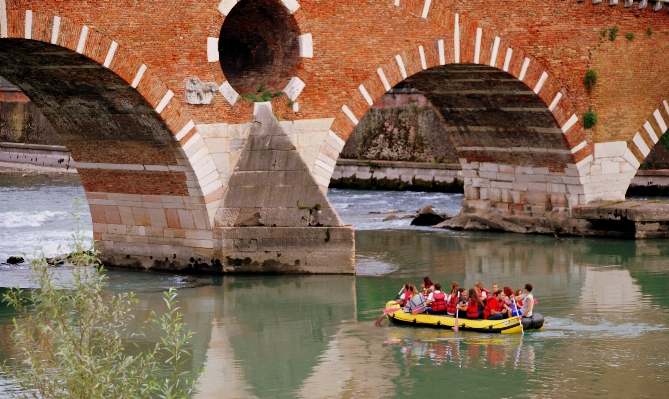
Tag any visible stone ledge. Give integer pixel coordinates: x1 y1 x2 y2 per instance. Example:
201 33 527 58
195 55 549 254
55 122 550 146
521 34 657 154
335 158 462 170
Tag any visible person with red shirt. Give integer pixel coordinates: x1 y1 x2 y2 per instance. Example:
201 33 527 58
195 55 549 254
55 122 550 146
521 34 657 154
484 290 510 320
463 288 484 319
426 282 447 315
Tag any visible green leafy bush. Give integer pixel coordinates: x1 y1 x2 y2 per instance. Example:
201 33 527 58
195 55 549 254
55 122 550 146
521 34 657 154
626 33 635 41
646 27 653 36
583 110 598 129
609 26 619 41
584 69 598 93
1 219 202 399
241 86 283 102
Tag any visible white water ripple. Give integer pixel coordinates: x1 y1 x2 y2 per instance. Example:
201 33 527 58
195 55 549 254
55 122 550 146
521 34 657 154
0 210 68 228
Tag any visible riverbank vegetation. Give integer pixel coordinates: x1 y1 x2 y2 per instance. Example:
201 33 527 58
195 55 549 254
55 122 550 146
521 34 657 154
1 216 202 399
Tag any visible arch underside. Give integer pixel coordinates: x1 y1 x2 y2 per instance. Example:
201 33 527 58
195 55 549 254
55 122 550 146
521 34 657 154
403 64 572 170
0 39 189 196
0 38 218 271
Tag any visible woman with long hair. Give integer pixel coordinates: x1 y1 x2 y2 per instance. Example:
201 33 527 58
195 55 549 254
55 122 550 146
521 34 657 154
466 288 485 319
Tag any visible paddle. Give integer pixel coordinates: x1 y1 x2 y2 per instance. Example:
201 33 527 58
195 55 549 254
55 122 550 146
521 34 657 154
513 296 524 335
375 286 404 326
454 293 459 333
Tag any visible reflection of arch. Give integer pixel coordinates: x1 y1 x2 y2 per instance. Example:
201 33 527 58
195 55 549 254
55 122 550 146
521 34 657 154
0 10 223 206
311 11 588 195
207 0 314 106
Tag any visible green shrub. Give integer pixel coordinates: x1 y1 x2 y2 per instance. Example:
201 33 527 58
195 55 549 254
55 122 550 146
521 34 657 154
583 110 598 129
584 69 598 93
646 27 653 36
1 218 201 399
609 26 619 41
626 33 635 41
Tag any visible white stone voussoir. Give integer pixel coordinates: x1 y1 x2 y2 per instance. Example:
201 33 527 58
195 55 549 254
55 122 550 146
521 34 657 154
653 109 667 133
0 0 7 39
503 48 512 72
454 14 460 63
24 10 32 39
131 64 147 89
421 0 432 18
76 26 89 54
155 90 174 114
474 28 482 64
281 0 300 14
298 33 313 58
359 84 374 106
207 37 219 62
518 58 530 81
561 114 578 134
218 0 237 16
644 121 659 143
633 132 651 157
219 81 239 105
438 39 445 66
50 16 60 44
377 68 391 91
103 41 118 68
284 76 306 101
490 36 500 67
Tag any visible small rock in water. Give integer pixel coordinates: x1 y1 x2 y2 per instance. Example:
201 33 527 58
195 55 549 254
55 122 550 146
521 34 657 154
6 256 24 265
411 205 450 226
383 214 399 222
401 214 416 219
47 253 69 266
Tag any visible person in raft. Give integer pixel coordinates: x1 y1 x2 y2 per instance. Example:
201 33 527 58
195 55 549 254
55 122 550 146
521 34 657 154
516 283 534 318
457 288 484 319
421 277 435 296
395 283 412 307
503 286 521 317
484 290 511 320
474 281 488 300
403 285 427 314
445 283 460 316
426 282 447 314
455 288 468 318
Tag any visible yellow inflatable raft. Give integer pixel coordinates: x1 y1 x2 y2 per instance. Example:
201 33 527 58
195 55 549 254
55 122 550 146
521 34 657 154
384 301 544 334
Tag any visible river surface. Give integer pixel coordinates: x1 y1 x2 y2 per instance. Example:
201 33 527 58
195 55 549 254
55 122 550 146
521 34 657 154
1 174 669 397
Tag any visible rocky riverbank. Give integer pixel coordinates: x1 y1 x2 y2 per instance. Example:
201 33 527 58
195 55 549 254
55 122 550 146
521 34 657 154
436 199 669 239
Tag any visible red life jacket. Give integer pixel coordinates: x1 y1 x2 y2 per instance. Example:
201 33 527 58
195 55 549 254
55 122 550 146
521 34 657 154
446 293 459 314
467 299 481 318
431 291 446 311
401 293 410 307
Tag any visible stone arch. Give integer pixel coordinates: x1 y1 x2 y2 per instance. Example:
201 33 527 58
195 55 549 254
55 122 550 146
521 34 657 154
0 10 224 270
206 0 314 108
313 12 590 209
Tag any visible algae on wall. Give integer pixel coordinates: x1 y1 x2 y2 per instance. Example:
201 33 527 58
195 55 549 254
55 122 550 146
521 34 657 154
0 100 62 145
341 95 458 164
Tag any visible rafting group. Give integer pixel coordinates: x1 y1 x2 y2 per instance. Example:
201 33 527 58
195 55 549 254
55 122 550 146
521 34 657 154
381 277 545 333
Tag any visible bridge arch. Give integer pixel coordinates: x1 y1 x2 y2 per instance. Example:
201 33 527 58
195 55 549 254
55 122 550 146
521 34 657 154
0 11 223 270
316 12 591 211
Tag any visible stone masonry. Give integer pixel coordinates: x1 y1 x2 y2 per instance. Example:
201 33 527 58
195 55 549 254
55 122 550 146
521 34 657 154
1 0 669 272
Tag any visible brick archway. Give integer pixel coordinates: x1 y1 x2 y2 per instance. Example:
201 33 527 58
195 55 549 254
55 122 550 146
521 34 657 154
313 11 590 210
0 11 223 270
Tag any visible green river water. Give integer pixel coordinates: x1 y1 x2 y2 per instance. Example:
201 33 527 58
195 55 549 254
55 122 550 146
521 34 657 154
0 180 668 397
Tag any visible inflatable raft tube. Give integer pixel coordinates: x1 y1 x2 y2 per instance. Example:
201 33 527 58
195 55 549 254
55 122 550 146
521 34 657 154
384 301 544 334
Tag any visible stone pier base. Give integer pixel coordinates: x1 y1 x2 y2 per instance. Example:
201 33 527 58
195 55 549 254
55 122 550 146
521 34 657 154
440 199 669 239
214 226 355 274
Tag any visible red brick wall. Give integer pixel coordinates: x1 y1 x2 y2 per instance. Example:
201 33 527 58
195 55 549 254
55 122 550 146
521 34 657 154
3 0 669 173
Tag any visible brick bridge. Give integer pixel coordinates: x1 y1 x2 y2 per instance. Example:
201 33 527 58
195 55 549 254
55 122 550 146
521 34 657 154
1 0 669 273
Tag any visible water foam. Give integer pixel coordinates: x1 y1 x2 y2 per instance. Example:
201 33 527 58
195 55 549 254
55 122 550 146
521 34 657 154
0 210 67 228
